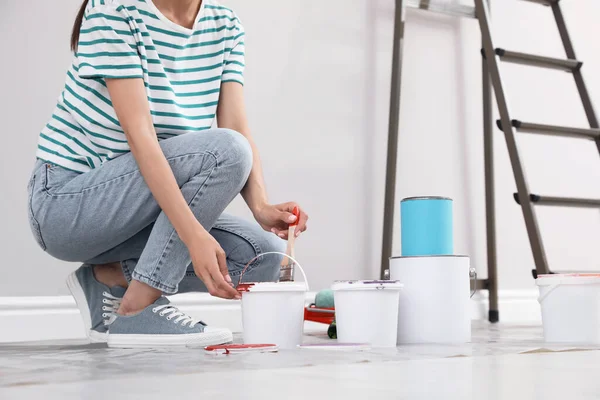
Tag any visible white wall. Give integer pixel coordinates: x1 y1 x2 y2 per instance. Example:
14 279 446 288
0 0 598 297
1 0 84 296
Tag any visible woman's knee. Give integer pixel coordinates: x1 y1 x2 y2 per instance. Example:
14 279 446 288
165 129 253 183
195 129 253 185
218 129 253 185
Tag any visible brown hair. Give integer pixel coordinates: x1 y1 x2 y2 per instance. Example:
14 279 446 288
71 0 90 52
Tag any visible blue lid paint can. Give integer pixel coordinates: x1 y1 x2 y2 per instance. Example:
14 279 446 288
400 196 453 257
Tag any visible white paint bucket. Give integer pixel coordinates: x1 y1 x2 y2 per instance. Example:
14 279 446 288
332 280 403 348
238 252 308 349
537 274 600 344
389 255 474 344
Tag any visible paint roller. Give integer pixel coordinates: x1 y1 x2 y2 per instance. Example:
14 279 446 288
304 289 336 338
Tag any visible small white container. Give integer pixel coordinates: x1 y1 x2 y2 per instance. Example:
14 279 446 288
238 252 309 349
240 282 307 349
332 280 403 348
390 255 473 344
537 274 600 344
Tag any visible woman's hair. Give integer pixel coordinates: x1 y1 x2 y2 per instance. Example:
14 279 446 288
71 0 90 51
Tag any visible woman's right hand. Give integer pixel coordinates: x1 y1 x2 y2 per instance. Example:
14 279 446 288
188 231 241 300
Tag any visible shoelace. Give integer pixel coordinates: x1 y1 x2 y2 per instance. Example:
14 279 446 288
152 304 204 328
101 291 122 326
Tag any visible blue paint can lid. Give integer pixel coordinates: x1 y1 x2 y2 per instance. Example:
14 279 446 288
401 196 452 202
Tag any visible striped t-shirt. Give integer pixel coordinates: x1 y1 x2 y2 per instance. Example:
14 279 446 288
36 0 245 172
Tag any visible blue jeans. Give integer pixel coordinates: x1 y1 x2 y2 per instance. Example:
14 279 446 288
27 129 285 294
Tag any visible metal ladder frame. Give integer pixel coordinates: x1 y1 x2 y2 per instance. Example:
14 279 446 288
475 0 600 279
380 0 499 322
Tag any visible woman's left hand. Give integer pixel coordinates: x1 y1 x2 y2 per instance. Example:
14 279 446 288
254 202 308 239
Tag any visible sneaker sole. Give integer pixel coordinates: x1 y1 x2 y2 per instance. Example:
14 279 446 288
107 330 234 349
66 272 108 344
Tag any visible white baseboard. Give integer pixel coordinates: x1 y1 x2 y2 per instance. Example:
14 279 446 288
0 292 318 344
0 290 541 344
470 289 541 323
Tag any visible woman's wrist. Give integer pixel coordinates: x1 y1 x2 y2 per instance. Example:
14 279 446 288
250 200 269 217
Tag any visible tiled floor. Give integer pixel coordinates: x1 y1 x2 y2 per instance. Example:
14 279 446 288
1 322 600 399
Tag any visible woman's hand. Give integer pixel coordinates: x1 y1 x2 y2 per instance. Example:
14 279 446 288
254 202 308 239
187 231 241 300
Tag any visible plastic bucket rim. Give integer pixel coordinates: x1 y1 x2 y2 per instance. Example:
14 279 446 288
390 255 469 260
238 281 307 293
536 274 600 286
331 280 404 291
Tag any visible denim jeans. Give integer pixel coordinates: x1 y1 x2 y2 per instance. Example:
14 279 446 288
27 129 285 294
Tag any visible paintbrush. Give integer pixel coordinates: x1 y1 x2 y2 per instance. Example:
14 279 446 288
279 206 300 282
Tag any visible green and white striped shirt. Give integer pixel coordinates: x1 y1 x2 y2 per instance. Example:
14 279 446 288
37 0 245 172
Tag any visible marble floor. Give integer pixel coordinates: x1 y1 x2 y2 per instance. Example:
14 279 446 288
1 322 599 399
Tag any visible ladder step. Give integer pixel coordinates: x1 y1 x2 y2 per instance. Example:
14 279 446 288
520 0 558 6
495 48 581 72
513 194 600 208
496 119 600 140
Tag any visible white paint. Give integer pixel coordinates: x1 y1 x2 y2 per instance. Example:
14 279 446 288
0 0 599 297
0 290 540 343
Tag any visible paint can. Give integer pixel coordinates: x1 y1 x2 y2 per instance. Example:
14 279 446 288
390 255 475 344
537 274 600 343
400 196 453 256
237 252 309 349
332 280 403 348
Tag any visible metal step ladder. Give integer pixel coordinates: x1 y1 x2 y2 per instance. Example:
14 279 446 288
475 0 600 278
380 0 500 323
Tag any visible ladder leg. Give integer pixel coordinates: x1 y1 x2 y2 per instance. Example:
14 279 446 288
483 47 499 323
380 0 406 278
551 3 600 155
475 0 550 276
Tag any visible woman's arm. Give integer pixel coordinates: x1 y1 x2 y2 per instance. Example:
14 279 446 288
216 82 266 212
106 78 240 299
217 82 308 238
